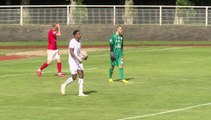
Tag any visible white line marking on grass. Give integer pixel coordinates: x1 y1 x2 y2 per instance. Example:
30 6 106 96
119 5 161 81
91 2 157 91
141 47 191 52
0 71 53 78
57 68 98 73
94 47 191 57
117 102 211 120
86 68 98 70
0 68 98 78
0 74 28 78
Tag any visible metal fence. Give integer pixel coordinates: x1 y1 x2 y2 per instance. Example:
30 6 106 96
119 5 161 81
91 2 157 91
0 5 211 26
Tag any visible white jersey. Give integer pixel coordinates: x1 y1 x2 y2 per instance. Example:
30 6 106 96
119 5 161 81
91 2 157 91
68 38 83 74
69 38 81 61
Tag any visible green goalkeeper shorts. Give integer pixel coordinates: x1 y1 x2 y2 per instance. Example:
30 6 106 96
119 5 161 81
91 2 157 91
110 57 123 66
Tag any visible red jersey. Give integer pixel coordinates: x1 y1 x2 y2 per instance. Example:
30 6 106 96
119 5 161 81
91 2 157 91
48 29 57 50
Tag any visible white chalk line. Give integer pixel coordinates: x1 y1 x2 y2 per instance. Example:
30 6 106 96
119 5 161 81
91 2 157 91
0 71 53 78
0 68 98 78
117 102 211 120
94 47 191 57
142 47 191 52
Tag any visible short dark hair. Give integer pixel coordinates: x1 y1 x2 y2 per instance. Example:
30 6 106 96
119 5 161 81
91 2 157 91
73 30 80 36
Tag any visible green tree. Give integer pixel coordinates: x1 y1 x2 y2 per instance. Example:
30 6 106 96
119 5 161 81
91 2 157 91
176 0 194 6
68 0 88 24
189 0 211 6
124 0 134 25
21 0 31 24
174 0 195 25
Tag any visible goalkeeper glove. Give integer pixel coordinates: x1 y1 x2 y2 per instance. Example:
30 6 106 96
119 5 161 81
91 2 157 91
110 52 116 61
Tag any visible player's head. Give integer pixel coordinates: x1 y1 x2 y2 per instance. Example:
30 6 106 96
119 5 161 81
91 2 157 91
73 30 82 40
116 25 123 35
52 23 59 31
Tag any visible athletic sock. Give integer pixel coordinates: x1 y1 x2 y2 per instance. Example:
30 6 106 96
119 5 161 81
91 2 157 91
57 62 62 73
109 68 114 79
119 68 124 80
40 62 48 71
78 78 84 94
64 77 73 85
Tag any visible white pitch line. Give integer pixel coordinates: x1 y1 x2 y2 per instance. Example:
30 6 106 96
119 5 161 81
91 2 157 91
142 47 191 52
86 68 98 70
94 47 190 57
0 68 98 78
117 102 211 120
60 68 98 73
0 71 53 78
0 73 30 78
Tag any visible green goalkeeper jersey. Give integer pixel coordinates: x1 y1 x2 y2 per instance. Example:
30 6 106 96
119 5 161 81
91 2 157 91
109 33 124 58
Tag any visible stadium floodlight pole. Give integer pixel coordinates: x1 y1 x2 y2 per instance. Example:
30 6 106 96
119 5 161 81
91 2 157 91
113 6 116 25
20 6 23 25
159 6 162 26
206 7 208 27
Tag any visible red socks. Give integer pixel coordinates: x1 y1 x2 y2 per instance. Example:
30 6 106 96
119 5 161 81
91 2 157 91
39 62 62 73
40 63 48 70
57 62 62 73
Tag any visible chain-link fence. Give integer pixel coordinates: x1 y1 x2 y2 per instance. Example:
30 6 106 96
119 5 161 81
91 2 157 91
0 5 211 26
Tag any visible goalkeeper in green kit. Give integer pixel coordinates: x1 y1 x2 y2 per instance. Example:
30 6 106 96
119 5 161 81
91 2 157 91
108 26 129 83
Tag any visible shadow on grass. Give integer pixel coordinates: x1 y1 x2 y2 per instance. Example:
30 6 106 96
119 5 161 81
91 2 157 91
84 90 98 95
113 77 134 82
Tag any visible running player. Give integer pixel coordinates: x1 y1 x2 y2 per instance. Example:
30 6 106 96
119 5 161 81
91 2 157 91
61 30 88 96
108 26 128 83
36 23 65 77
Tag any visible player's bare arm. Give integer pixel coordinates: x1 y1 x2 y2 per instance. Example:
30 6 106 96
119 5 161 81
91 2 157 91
69 48 82 63
56 24 61 36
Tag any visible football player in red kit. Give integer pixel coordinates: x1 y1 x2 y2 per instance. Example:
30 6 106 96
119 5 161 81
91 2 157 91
36 23 65 77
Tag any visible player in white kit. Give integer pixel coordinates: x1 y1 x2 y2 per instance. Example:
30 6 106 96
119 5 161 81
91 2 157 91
61 30 87 96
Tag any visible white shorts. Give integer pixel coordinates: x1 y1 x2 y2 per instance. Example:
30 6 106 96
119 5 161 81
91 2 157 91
47 49 61 61
68 59 84 74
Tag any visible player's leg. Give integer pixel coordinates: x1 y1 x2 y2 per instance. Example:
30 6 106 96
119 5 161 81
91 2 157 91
60 62 77 95
61 74 77 95
57 58 65 77
76 63 87 96
36 50 53 77
109 66 115 83
117 57 128 83
108 58 116 83
118 65 128 83
36 61 52 77
56 50 65 77
77 70 87 96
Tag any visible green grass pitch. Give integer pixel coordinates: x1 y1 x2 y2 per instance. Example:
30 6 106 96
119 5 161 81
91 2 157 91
1 43 211 120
